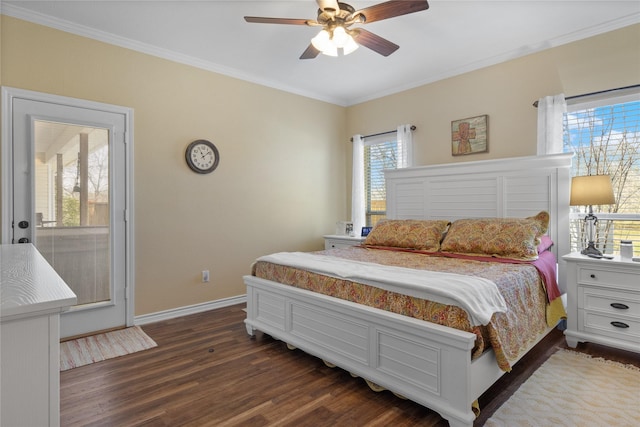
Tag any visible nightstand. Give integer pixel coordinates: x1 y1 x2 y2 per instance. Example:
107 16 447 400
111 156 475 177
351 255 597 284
323 234 366 250
563 252 639 353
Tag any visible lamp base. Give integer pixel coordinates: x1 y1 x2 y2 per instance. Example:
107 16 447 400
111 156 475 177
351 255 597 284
581 242 602 257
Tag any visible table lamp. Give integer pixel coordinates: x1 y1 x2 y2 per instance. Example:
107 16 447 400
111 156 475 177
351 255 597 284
569 175 616 256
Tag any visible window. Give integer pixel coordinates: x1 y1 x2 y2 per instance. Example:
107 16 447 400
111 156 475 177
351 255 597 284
352 126 413 232
563 90 640 256
365 139 397 226
362 132 411 227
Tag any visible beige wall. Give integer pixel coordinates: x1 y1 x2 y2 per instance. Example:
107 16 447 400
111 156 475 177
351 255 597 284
2 16 639 316
347 24 640 167
1 16 347 315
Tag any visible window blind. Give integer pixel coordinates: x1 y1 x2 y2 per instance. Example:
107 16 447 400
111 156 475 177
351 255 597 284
364 134 405 227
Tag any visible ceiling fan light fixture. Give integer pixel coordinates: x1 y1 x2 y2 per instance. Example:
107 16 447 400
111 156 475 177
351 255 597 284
322 43 338 57
311 29 331 51
332 26 349 47
342 34 359 55
247 0 431 59
311 26 357 57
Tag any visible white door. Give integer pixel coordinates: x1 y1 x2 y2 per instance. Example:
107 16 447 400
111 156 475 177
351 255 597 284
2 88 134 338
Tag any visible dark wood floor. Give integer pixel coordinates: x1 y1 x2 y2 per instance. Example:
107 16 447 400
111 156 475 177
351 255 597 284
60 304 640 426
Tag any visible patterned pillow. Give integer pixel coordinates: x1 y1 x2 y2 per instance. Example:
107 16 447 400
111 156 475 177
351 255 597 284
363 219 451 252
440 211 550 260
537 235 554 253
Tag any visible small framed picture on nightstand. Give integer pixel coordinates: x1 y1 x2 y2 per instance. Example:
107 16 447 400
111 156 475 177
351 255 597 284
361 227 372 237
335 221 354 236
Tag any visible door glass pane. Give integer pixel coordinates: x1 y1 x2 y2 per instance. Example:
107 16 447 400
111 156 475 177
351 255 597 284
34 120 111 307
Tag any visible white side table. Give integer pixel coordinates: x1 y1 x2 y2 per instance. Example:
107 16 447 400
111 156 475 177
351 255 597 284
563 252 639 353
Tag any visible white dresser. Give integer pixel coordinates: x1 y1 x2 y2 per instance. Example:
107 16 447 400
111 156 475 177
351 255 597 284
1 244 77 427
563 252 639 353
323 234 366 250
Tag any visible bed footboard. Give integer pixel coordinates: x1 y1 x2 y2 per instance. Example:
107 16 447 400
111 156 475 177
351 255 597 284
244 275 489 427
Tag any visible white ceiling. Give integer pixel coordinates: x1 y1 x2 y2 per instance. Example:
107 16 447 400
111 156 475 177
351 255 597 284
3 1 639 106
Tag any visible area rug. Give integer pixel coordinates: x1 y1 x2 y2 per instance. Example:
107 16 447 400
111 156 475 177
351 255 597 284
60 326 157 371
486 349 640 426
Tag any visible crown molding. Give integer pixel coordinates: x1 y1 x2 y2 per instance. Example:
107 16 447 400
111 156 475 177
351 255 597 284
1 3 347 106
3 4 638 107
349 12 640 105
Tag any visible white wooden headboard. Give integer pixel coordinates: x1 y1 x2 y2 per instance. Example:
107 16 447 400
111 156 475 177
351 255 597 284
385 153 573 292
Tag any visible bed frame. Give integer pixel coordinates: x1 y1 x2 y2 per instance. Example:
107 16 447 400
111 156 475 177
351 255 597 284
244 153 572 427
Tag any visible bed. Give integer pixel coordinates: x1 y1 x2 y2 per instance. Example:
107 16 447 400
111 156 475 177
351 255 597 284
244 153 572 427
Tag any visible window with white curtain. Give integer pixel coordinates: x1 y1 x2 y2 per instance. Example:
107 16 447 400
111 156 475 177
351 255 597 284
563 89 640 256
363 133 407 226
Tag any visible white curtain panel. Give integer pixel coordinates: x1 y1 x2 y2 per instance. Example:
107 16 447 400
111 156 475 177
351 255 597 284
397 124 414 168
537 94 567 154
351 134 365 235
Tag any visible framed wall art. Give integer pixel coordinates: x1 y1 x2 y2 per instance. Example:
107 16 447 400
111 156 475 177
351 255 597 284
451 114 488 156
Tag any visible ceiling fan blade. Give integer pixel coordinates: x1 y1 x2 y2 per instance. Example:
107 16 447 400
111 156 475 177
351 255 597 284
244 16 311 25
355 0 429 24
316 0 341 13
300 44 321 60
352 28 399 57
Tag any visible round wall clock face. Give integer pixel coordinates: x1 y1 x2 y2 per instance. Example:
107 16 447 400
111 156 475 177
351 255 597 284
185 139 220 174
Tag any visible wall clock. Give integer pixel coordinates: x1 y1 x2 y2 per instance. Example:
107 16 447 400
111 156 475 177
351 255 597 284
185 139 220 174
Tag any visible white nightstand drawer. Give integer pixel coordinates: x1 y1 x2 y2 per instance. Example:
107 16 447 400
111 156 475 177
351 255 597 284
578 286 640 318
324 235 366 250
579 310 640 344
578 267 638 288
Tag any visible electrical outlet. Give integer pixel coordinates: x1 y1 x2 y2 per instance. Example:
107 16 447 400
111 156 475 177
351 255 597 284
202 270 210 283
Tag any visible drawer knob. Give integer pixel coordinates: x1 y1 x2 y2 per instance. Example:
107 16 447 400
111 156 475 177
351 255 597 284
611 321 630 329
610 303 629 310
590 274 596 279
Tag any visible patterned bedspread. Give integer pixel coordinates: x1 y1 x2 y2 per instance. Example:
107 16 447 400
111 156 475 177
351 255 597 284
253 246 555 371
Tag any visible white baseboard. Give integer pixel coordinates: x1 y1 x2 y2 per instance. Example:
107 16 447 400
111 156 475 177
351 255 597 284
134 295 247 326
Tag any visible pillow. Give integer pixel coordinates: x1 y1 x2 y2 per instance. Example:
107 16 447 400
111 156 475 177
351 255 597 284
537 235 554 253
440 211 549 261
363 219 451 252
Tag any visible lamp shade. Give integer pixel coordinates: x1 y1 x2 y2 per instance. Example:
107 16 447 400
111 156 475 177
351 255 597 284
570 175 616 206
311 30 331 51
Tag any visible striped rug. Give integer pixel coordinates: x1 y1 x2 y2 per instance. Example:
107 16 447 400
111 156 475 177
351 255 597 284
486 349 640 426
60 326 157 371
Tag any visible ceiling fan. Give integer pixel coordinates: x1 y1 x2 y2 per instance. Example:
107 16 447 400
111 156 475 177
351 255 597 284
244 0 429 59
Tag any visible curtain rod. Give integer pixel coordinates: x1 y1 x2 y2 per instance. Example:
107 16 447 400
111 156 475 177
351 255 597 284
350 125 416 142
532 84 640 107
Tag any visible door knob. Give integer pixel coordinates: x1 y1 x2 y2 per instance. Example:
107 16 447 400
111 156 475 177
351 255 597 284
17 237 30 243
18 220 29 229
